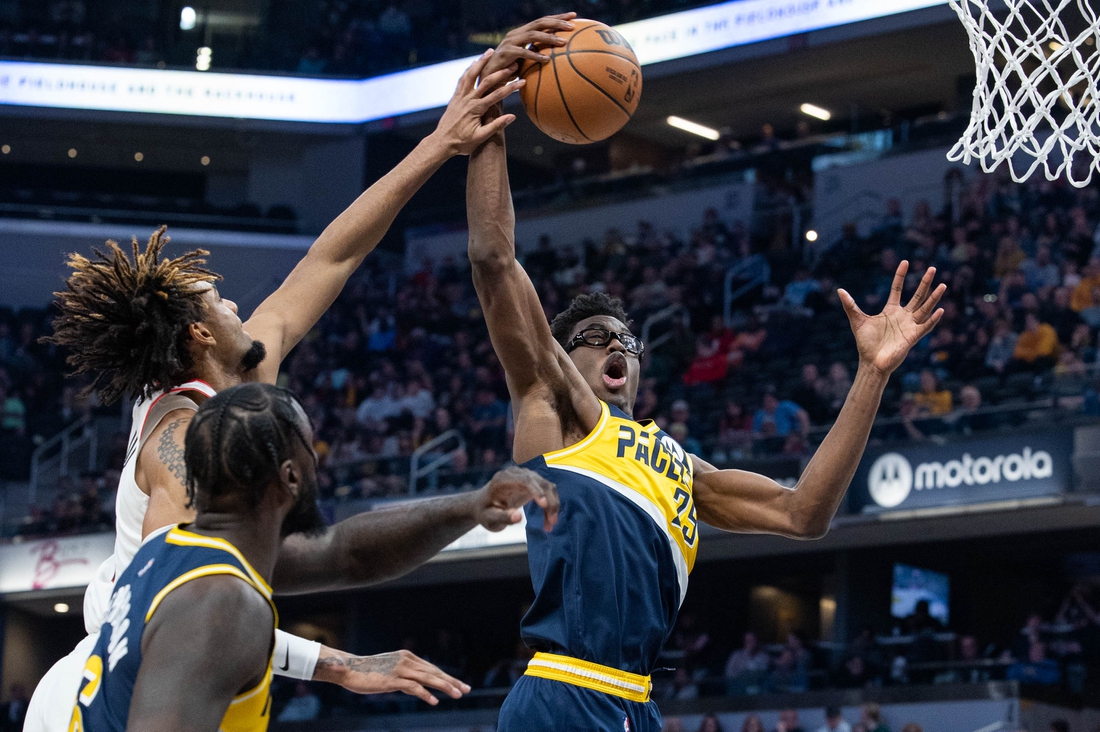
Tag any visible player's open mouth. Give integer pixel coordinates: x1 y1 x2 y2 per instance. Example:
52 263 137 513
602 353 627 389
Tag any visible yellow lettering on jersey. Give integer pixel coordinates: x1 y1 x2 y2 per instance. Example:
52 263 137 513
77 655 103 707
545 402 699 575
67 706 83 732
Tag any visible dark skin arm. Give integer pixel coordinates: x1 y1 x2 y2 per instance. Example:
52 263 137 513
273 466 558 594
128 576 272 732
466 14 603 463
692 263 945 539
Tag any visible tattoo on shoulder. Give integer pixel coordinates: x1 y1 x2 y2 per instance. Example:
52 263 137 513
156 419 188 486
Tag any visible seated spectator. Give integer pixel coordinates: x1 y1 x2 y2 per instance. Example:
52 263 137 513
782 268 821 309
906 599 945 635
859 704 889 732
834 655 872 688
791 364 830 424
752 387 809 438
672 612 711 668
714 401 753 462
662 719 686 732
1007 641 1062 686
1071 260 1100 312
949 384 996 434
818 706 852 732
1011 313 1060 372
661 666 698 701
277 681 321 722
986 318 1019 374
817 362 853 418
910 370 952 416
724 631 770 694
468 388 507 449
669 422 703 457
741 715 765 732
769 631 810 692
776 709 805 732
1021 245 1061 291
684 336 730 386
1079 286 1100 328
698 714 725 732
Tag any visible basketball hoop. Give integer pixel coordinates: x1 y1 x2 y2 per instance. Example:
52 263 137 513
948 0 1100 187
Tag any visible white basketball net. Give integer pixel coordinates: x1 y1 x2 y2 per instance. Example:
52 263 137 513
948 0 1100 187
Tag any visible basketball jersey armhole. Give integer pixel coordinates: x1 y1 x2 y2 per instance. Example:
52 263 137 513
542 401 610 462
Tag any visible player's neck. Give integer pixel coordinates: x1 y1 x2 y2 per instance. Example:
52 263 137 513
189 510 282 583
188 359 244 395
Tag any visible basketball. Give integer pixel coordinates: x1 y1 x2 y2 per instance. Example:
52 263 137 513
519 19 642 145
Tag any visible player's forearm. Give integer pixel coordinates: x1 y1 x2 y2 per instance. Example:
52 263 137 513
786 365 888 537
467 133 517 267
273 491 481 594
250 134 453 353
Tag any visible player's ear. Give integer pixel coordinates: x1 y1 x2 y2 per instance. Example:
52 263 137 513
187 321 216 347
279 459 301 500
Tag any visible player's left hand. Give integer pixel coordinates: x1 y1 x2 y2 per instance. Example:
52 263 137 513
839 261 946 376
474 465 560 532
432 49 525 156
482 12 577 78
315 649 471 705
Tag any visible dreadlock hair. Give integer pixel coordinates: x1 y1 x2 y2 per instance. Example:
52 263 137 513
549 292 632 347
43 226 220 405
184 383 310 513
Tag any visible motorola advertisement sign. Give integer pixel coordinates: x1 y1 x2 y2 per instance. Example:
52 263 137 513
850 430 1073 513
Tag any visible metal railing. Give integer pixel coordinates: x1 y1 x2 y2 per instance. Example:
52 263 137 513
408 429 466 495
723 254 772 326
27 416 99 506
641 304 690 355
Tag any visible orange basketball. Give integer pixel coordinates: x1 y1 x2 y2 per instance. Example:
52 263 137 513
519 19 642 145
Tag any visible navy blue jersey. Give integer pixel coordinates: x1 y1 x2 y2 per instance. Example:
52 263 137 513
70 526 277 732
520 401 698 675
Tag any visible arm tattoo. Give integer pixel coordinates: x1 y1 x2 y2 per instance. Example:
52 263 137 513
316 652 398 676
155 419 188 486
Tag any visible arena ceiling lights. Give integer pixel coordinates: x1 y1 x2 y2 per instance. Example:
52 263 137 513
0 0 949 124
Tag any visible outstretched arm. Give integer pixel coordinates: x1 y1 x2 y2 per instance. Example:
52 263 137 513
694 262 945 539
245 52 523 384
466 14 600 459
273 466 558 594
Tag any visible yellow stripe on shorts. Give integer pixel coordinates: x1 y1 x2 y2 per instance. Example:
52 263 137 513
524 652 651 703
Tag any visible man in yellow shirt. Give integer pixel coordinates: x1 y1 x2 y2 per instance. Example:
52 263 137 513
911 370 952 416
1012 313 1060 369
1071 260 1100 312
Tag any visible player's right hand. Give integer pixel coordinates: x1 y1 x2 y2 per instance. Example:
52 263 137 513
475 466 560 533
483 12 577 77
432 50 524 156
317 648 471 706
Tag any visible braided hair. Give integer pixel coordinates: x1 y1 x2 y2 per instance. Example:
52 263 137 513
184 383 311 513
43 226 220 405
549 292 632 347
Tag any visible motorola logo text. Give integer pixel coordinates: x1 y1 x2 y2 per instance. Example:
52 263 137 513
867 447 1054 508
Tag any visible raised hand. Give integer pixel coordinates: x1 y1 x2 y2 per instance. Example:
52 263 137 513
432 49 525 156
838 261 946 376
482 12 577 78
314 649 470 706
474 466 560 532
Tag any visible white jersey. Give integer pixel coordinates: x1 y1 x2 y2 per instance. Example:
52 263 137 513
81 380 216 634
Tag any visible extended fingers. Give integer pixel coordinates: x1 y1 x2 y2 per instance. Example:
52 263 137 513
917 307 945 338
837 288 866 321
480 78 524 107
458 49 494 93
397 679 438 706
406 664 468 699
888 260 910 306
517 14 576 34
477 65 519 95
914 283 947 323
905 266 937 312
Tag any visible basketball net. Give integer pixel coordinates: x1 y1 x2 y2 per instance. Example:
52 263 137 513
948 0 1100 187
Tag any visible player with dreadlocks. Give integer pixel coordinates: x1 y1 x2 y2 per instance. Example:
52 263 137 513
28 50 548 731
70 382 555 732
464 20 947 732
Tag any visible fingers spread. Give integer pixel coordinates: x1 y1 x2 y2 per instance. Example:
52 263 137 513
918 308 945 338
482 79 524 107
459 49 493 93
914 283 947 322
837 288 865 320
477 66 519 96
399 680 438 706
905 267 936 311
